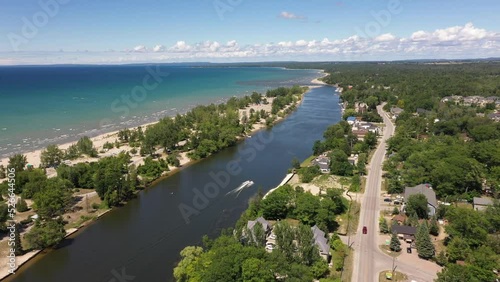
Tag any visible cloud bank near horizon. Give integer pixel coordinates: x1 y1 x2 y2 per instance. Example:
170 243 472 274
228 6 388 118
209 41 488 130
1 23 499 65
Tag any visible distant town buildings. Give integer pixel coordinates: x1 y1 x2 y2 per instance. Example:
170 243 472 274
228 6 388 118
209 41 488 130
440 95 499 108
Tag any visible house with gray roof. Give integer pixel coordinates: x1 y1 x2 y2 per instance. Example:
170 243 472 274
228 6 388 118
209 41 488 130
403 184 437 216
390 107 404 118
473 197 494 212
311 225 331 261
311 156 330 174
247 217 271 233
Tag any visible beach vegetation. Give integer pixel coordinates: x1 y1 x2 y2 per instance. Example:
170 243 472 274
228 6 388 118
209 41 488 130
64 144 80 160
8 154 28 172
0 165 6 178
40 144 64 168
76 136 98 157
103 142 114 150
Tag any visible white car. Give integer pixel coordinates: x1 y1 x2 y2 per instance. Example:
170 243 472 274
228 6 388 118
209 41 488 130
268 234 276 240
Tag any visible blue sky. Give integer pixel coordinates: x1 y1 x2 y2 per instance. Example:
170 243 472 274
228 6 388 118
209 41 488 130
0 0 499 64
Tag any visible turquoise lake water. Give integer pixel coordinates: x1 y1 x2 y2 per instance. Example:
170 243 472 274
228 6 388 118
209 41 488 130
0 65 319 157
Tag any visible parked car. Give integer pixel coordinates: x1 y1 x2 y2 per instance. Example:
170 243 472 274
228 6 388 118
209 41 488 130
363 226 367 234
393 200 400 205
407 247 412 253
268 233 276 240
384 198 392 202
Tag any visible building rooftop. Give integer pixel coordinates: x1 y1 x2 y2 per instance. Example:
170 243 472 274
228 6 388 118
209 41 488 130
404 184 437 208
247 217 270 231
473 197 493 206
392 225 417 235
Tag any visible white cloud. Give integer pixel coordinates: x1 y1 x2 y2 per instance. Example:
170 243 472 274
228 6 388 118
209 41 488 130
411 22 492 42
133 45 147 52
295 40 308 47
2 23 499 65
279 11 305 20
152 45 165 52
374 33 396 42
169 41 191 52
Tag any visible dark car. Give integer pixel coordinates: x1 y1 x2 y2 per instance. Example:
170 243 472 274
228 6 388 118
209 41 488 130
383 198 392 202
407 247 412 253
362 226 367 234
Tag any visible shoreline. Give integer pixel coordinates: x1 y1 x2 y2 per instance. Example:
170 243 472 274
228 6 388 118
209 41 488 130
0 70 327 169
0 74 328 281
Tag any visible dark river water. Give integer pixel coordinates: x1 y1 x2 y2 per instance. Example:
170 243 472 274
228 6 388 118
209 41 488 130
6 85 340 282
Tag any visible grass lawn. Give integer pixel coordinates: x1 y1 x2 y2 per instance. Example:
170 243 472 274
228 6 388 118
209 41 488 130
301 155 315 167
456 202 473 209
380 245 403 258
379 270 407 281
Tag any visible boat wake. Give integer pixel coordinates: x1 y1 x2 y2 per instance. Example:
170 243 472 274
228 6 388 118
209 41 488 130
225 180 254 197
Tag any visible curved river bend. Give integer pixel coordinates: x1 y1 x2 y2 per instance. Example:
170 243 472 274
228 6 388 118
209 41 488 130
7 85 340 282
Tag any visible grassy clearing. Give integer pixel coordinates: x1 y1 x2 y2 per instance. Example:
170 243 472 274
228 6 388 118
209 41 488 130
380 245 403 258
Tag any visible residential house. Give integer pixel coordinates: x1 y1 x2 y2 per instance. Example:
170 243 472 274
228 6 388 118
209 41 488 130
354 102 368 113
347 154 358 166
390 107 404 118
350 120 380 139
403 184 437 216
488 112 500 122
346 116 356 125
311 156 331 173
473 197 494 212
391 225 417 243
416 108 430 116
311 225 331 261
245 217 272 241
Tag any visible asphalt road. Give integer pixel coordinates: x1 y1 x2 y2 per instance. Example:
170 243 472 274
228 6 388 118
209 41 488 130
351 105 438 282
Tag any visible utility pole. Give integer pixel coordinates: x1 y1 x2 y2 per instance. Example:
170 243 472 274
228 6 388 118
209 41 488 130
392 256 398 282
